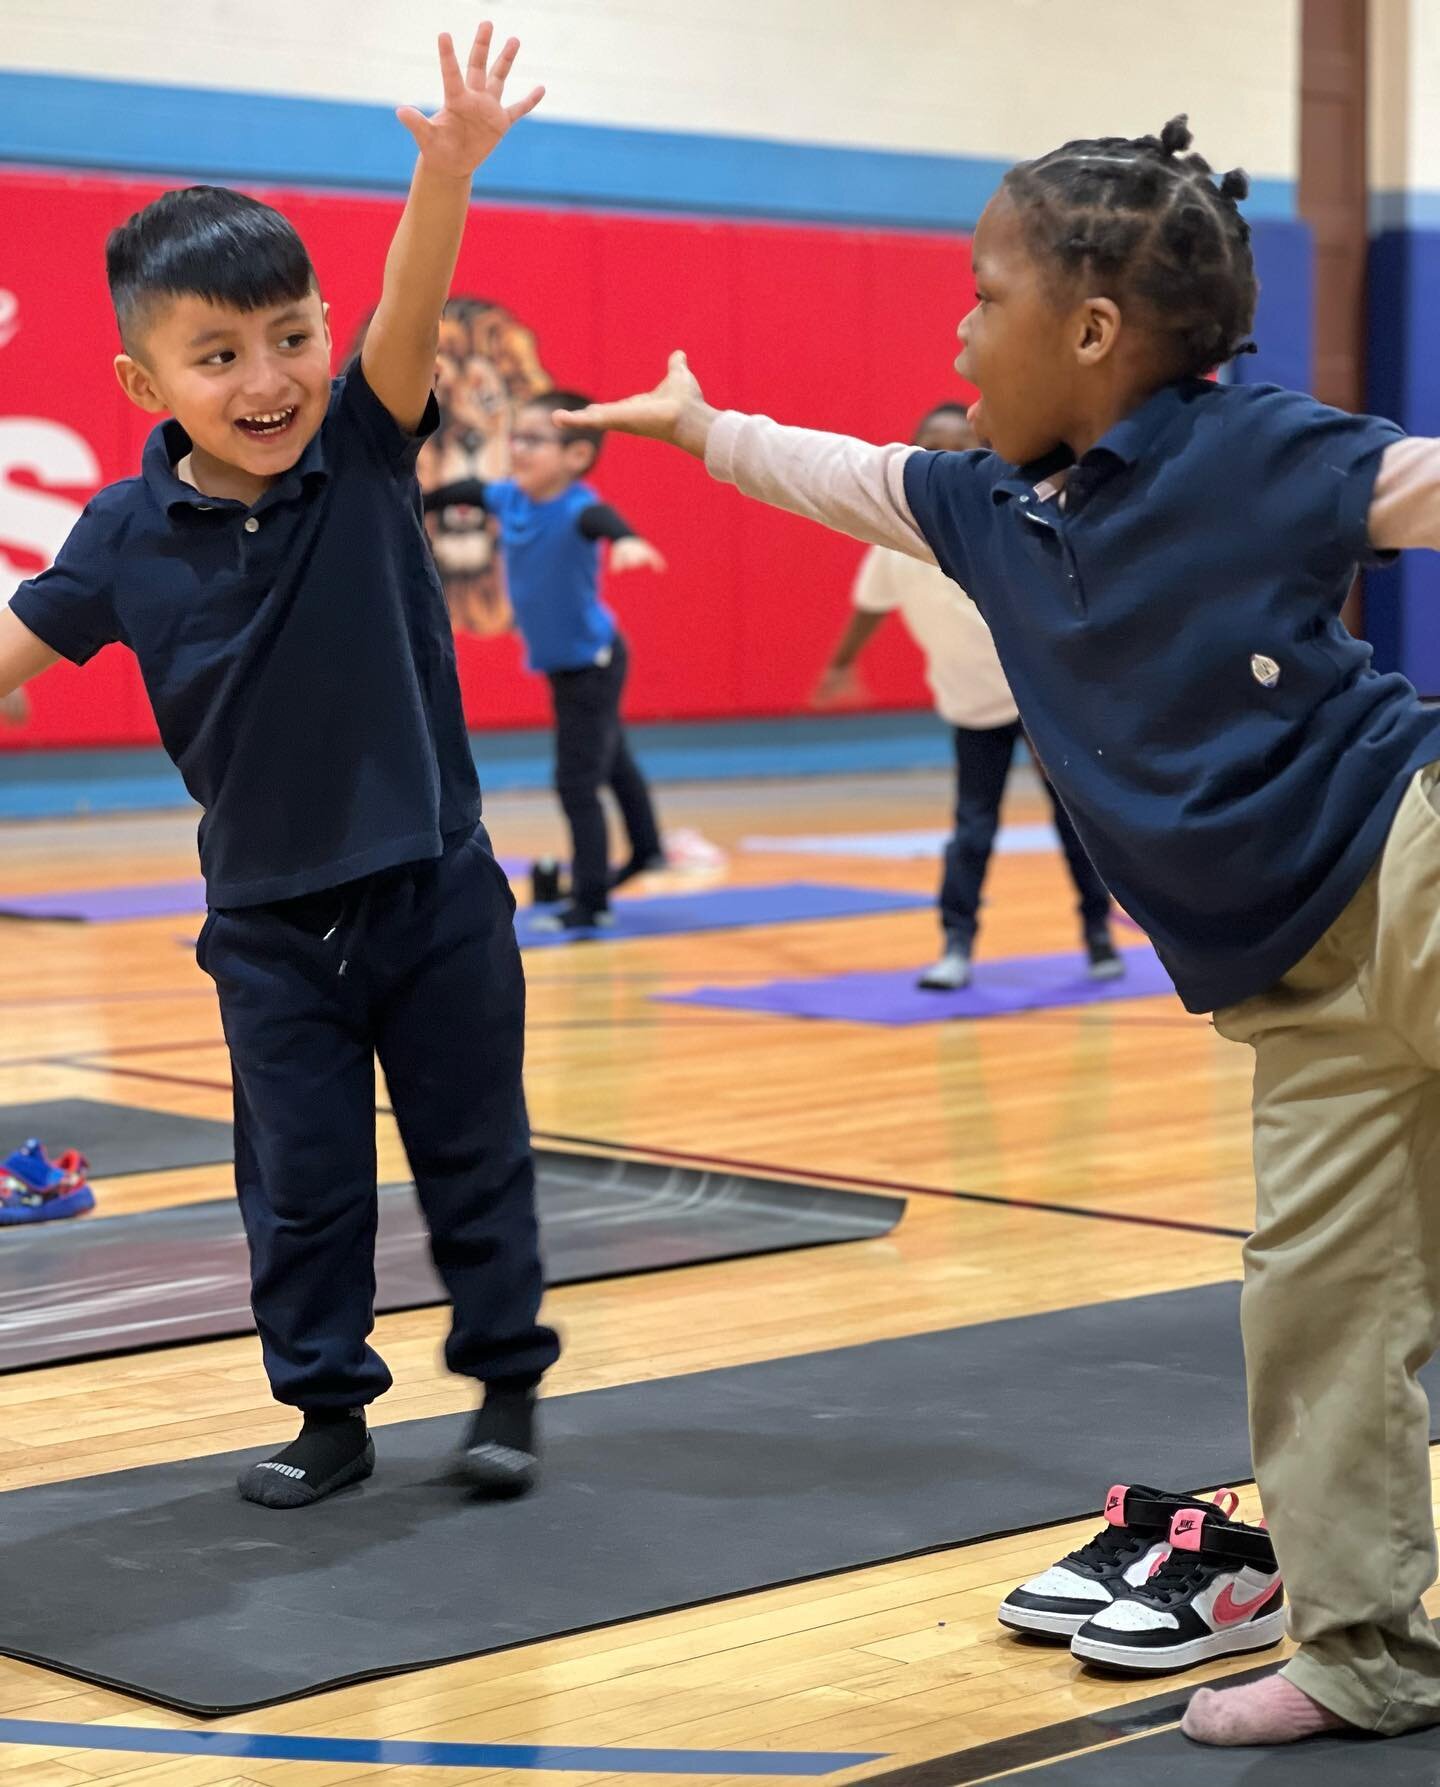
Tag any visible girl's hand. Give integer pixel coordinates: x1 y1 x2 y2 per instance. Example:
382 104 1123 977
563 352 714 454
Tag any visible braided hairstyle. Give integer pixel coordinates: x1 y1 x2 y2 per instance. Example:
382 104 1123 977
1001 116 1257 377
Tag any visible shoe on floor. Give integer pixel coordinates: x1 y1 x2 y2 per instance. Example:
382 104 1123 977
0 1139 94 1225
917 945 971 991
609 852 668 890
998 1483 1228 1640
1070 1503 1285 1672
529 903 616 936
460 1386 539 1497
1086 930 1126 981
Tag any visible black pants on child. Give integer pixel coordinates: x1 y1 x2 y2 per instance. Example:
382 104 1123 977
198 825 560 1409
942 721 1111 948
547 635 662 912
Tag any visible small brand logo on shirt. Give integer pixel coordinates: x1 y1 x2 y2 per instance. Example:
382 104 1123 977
1250 654 1280 688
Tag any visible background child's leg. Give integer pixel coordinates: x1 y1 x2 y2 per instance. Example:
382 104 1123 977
1215 860 1440 1734
604 638 663 869
938 722 1017 948
374 833 560 1390
1039 770 1112 937
205 905 392 1412
548 666 613 913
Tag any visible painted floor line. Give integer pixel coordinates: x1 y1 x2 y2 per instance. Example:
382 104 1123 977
0 1716 883 1776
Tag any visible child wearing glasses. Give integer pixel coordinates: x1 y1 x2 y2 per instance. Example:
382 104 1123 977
423 391 667 932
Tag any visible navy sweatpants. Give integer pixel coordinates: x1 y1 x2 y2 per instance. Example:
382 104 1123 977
941 722 1112 949
198 826 560 1409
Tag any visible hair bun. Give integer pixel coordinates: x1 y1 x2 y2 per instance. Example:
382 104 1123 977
1160 115 1193 156
1218 167 1250 202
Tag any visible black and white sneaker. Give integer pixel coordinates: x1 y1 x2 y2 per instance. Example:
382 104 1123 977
998 1484 1223 1640
1086 930 1126 981
529 903 616 936
1070 1504 1284 1672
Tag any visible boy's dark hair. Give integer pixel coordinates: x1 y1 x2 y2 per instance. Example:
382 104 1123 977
1002 115 1257 377
918 402 973 431
106 186 316 351
542 389 604 463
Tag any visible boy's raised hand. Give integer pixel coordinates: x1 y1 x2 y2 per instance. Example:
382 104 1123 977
397 23 544 178
563 352 716 456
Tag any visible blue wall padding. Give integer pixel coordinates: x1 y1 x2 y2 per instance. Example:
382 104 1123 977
1365 230 1440 687
1231 218 1313 394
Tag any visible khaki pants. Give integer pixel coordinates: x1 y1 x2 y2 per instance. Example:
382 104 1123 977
1214 761 1440 1732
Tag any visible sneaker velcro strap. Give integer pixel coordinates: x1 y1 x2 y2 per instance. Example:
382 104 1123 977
1121 1492 1190 1532
1198 1519 1277 1571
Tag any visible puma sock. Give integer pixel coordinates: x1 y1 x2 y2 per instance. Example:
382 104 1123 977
237 1407 374 1509
460 1382 539 1495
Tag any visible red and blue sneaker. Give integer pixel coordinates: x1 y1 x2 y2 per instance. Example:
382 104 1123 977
1070 1503 1284 1672
0 1141 94 1224
997 1484 1237 1639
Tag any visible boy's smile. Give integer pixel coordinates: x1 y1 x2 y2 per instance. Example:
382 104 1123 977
114 289 333 505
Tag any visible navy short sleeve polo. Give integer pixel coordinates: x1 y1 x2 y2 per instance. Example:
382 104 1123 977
902 379 1440 1013
10 367 481 907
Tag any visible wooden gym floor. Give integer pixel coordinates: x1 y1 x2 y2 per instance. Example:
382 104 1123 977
2 764 1434 1787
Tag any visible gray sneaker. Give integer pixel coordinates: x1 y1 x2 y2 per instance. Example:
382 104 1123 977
530 904 616 936
917 946 972 991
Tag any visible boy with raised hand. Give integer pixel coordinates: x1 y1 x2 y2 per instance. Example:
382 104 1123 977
0 23 560 1508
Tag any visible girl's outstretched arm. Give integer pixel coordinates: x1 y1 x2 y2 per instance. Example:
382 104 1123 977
1369 437 1440 550
567 353 937 564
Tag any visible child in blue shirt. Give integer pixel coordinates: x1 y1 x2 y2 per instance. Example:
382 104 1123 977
424 393 667 931
0 23 560 1507
571 118 1440 1749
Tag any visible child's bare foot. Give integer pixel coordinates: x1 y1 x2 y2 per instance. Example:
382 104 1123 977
1182 1672 1352 1746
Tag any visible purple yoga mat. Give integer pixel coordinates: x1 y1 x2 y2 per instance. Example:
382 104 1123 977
658 947 1176 1025
0 859 528 923
517 882 929 948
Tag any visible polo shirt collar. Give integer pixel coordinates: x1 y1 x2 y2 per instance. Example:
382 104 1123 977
143 415 330 515
991 379 1201 504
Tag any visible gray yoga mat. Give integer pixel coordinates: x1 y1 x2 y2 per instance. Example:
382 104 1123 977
998 1722 1440 1784
0 1156 904 1371
0 1098 234 1176
0 1278 1389 1717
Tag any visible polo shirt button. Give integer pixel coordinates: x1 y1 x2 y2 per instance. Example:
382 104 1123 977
243 517 260 533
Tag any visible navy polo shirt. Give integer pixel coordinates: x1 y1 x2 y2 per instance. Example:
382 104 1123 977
9 368 480 908
903 378 1440 1013
486 479 618 672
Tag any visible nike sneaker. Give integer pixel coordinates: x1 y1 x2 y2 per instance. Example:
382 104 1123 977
1070 1503 1284 1671
998 1484 1237 1639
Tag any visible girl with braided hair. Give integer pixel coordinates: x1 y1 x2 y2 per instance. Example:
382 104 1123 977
570 116 1440 1749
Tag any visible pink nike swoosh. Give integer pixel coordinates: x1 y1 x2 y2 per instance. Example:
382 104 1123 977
1213 1580 1280 1626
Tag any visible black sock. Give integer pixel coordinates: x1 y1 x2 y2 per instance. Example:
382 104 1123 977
237 1407 374 1509
462 1382 539 1494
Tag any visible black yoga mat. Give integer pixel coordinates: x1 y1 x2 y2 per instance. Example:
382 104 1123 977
0 1098 234 1176
0 1278 1385 1716
994 1721 1440 1784
0 1154 904 1372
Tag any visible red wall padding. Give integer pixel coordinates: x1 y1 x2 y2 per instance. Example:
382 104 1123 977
0 167 976 749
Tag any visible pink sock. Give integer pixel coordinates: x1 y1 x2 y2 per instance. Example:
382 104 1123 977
1182 1673 1353 1747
